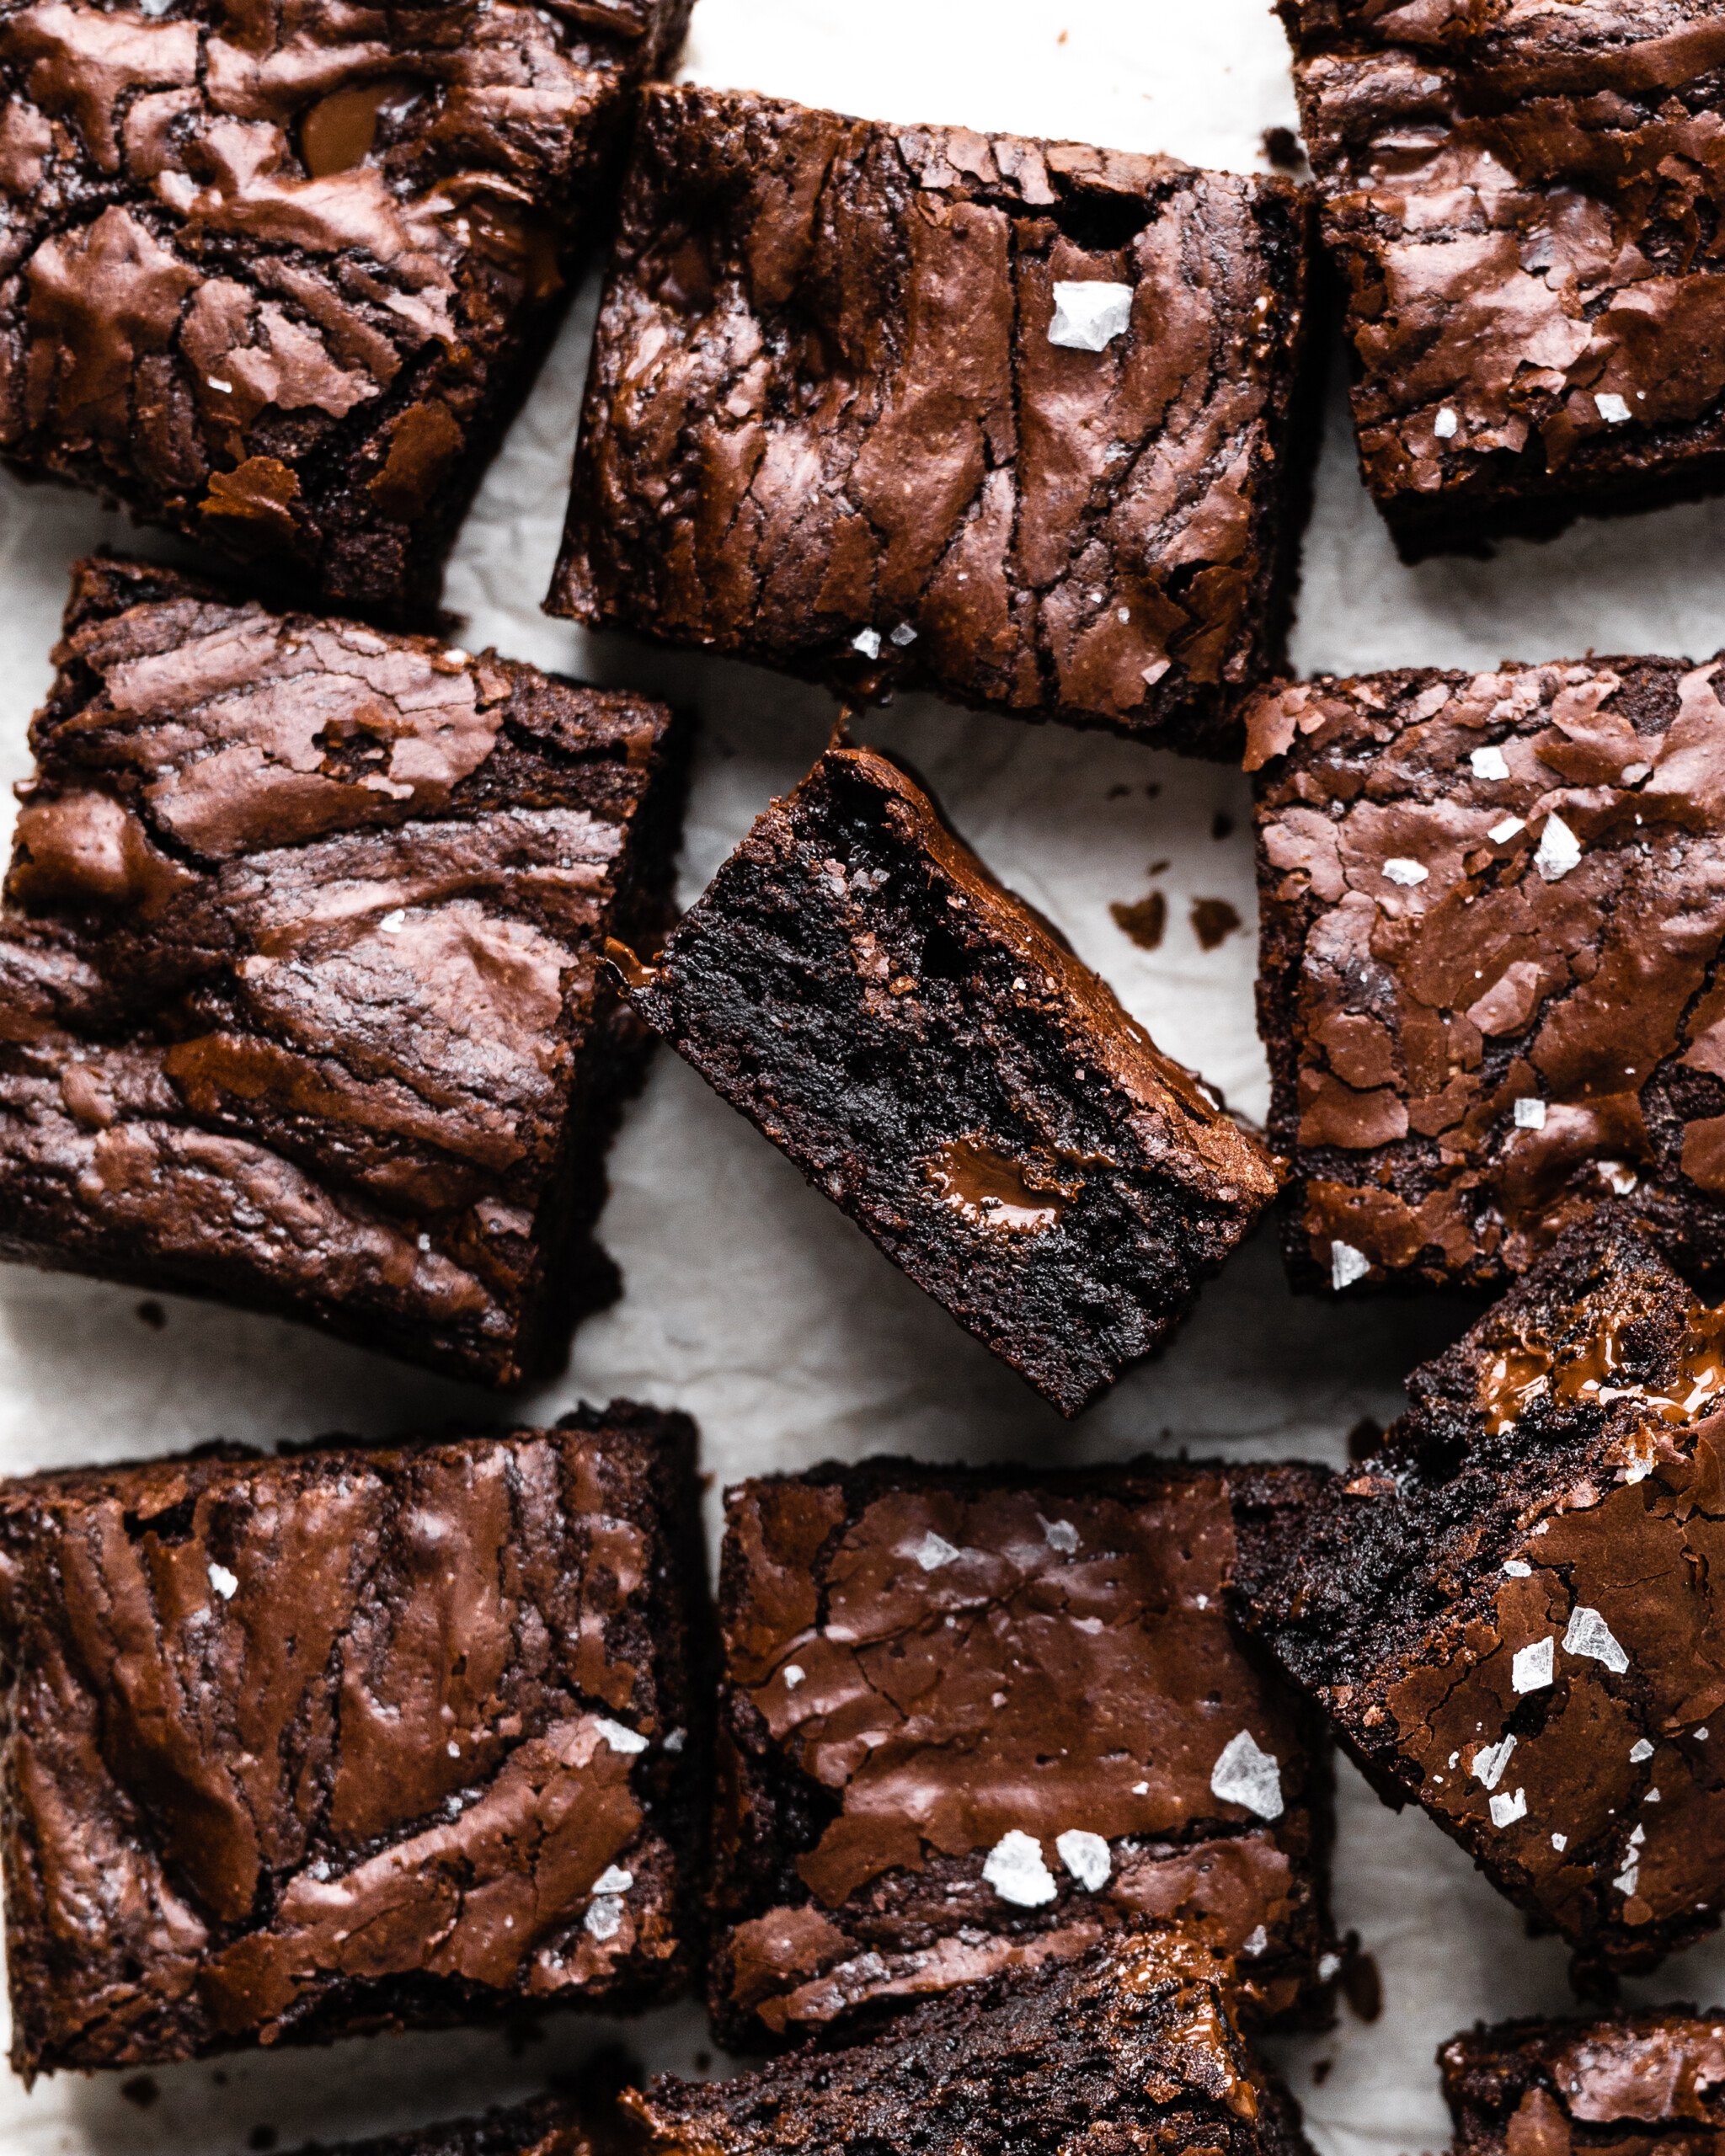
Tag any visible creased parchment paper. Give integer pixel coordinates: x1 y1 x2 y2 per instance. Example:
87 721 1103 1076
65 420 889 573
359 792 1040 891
6 2 1725 2150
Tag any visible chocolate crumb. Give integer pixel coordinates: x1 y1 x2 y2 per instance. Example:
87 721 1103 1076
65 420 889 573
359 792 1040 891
1146 783 1162 798
1111 891 1167 953
120 2076 159 2108
135 1300 166 1331
248 2129 278 2153
1312 2059 1333 2086
1107 783 1131 800
1341 1938 1383 2022
1212 812 1236 842
1262 125 1304 171
694 2052 713 2073
1191 898 1243 952
1347 1417 1384 1464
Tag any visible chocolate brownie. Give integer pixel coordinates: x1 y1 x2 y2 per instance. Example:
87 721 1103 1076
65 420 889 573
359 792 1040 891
547 83 1317 757
1229 1213 1725 1986
0 555 687 1385
1282 0 1725 558
629 1929 1317 2156
289 2097 592 2156
708 1455 1332 2050
1249 655 1725 1298
616 744 1281 1417
1443 2009 1725 2156
0 0 692 616
0 1406 709 2078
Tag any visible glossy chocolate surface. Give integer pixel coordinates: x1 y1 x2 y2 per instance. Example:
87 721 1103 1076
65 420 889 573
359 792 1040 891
1445 2009 1725 2156
0 1408 707 2075
708 1456 1330 2047
0 556 686 1385
550 83 1316 755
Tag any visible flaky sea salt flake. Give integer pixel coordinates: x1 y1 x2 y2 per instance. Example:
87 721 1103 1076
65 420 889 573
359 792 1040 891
1564 1605 1629 1673
1535 813 1583 882
1332 1241 1372 1290
1049 280 1135 352
1512 1638 1555 1694
1211 1730 1284 1819
1471 745 1510 779
1055 1829 1112 1891
983 1829 1058 1907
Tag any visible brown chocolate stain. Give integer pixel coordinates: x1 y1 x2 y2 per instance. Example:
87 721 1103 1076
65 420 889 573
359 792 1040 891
1111 889 1167 952
1340 1939 1382 2022
1477 1303 1725 1435
1211 811 1235 842
927 1137 1068 1234
1191 897 1242 952
135 1299 166 1331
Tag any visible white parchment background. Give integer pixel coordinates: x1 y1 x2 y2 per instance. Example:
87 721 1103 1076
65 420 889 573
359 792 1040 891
8 1 1725 2149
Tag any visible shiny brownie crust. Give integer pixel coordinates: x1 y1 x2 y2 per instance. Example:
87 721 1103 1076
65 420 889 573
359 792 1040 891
0 0 692 615
620 744 1280 1417
1443 2009 1725 2156
0 555 688 1385
1282 0 1725 556
634 1930 1318 2156
0 1407 709 2077
1230 1215 1725 1986
549 83 1317 756
1248 656 1725 1297
708 1454 1332 2050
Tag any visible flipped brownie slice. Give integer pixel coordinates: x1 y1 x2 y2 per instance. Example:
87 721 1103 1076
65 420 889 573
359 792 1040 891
1230 1214 1725 1986
1282 0 1725 558
0 1406 708 2078
1249 655 1725 1297
0 0 693 616
630 1930 1316 2156
708 1455 1332 2050
0 555 687 1386
1443 2009 1725 2156
616 744 1280 1417
549 83 1316 756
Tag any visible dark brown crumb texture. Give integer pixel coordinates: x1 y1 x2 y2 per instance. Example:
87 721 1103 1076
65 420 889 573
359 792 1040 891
549 82 1317 757
1444 2008 1725 2156
708 1454 1332 2052
0 554 688 1386
1248 655 1725 1298
0 0 692 616
0 1406 711 2078
621 742 1282 1417
1230 1213 1725 1988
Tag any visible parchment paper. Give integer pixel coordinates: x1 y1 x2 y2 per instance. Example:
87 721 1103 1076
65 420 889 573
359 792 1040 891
7 3 1725 2149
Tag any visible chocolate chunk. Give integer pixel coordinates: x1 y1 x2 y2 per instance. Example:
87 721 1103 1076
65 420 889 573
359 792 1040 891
548 83 1318 757
1444 2009 1725 2156
708 1454 1333 2049
633 1929 1318 2156
1230 1214 1725 1986
0 0 692 615
0 556 688 1387
1281 1 1725 557
0 1408 708 2077
1249 654 1725 1296
618 743 1281 1417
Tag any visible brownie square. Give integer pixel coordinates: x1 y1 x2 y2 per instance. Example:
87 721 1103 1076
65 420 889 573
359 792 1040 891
1282 0 1725 558
708 1455 1332 2051
1229 1213 1725 1986
0 1406 709 2077
0 555 687 1385
1248 654 1725 1298
1443 2009 1725 2156
617 743 1281 1417
631 1929 1317 2156
548 84 1317 757
0 0 692 616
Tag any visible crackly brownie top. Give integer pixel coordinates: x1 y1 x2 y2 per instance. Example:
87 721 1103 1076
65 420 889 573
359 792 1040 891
1445 2009 1725 2156
0 556 675 1382
713 1459 1321 2036
553 83 1310 747
1250 656 1725 1290
632 1930 1297 2156
0 0 684 589
1231 1217 1725 1975
1280 0 1725 507
0 1415 695 2068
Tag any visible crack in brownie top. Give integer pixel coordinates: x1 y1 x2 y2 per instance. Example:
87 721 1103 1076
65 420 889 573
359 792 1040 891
0 555 684 1384
549 83 1316 756
1281 0 1725 543
0 0 691 611
1249 654 1725 1293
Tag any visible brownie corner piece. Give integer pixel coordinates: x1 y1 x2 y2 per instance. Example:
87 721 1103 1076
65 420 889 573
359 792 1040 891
549 82 1316 753
1228 1210 1725 1984
0 554 688 1386
1247 654 1725 1298
0 1407 708 2077
1441 2009 1725 2156
0 0 693 614
1282 0 1725 555
635 1929 1316 2156
623 743 1280 1415
707 1453 1332 2051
